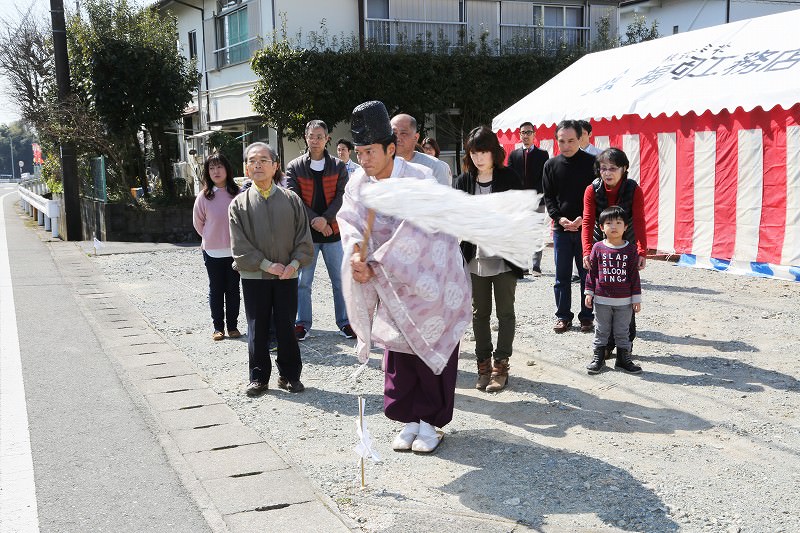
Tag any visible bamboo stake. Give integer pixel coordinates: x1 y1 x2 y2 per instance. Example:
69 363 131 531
359 209 376 262
359 396 366 488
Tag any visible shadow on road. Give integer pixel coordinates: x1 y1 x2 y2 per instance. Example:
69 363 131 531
437 429 679 531
639 354 800 393
637 329 757 353
453 372 712 438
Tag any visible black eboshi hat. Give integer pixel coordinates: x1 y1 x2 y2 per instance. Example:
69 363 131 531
351 101 393 146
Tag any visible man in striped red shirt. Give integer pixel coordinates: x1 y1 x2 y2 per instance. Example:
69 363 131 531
286 120 355 341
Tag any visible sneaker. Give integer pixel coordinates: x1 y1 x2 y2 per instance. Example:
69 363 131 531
268 339 278 352
277 376 305 393
245 381 268 397
294 325 308 341
338 324 356 339
411 421 444 453
227 329 242 339
212 331 225 341
530 268 542 277
392 422 419 451
571 275 581 283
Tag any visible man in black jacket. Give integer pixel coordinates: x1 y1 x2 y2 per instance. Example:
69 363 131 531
542 119 596 334
507 121 549 275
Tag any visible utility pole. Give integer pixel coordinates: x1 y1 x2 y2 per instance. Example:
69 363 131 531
9 136 14 179
50 0 82 240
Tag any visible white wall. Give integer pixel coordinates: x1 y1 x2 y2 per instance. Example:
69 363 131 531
620 0 800 37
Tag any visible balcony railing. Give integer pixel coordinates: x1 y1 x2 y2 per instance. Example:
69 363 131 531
365 18 469 52
365 18 589 54
499 24 590 53
214 36 261 69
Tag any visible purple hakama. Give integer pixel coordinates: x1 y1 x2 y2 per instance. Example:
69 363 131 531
383 345 459 428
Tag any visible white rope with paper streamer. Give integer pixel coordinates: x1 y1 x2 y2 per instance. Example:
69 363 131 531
358 178 549 269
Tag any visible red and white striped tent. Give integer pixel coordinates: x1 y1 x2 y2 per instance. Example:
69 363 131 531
493 10 800 281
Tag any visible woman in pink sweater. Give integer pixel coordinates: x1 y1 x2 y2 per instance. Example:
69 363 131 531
193 153 241 341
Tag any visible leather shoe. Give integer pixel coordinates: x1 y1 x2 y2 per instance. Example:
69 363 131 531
579 319 594 333
245 381 268 397
277 376 305 393
553 319 572 333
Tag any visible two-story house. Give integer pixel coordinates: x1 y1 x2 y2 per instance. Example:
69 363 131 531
156 0 619 172
619 0 800 37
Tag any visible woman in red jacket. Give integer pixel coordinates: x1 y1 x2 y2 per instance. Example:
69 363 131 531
581 148 647 355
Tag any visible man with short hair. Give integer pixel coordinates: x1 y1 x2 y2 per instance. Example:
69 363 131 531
229 142 313 396
578 119 602 156
286 120 354 341
390 113 452 186
543 120 597 334
336 138 361 175
338 101 471 454
507 121 549 275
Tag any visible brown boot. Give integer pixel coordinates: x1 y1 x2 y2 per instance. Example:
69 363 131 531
485 358 510 392
475 358 492 390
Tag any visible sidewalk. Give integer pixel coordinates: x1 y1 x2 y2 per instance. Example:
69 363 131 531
1 190 354 532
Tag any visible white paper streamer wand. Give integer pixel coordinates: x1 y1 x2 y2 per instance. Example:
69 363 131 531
353 396 380 487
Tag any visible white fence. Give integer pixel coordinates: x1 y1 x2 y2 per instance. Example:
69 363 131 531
17 177 60 238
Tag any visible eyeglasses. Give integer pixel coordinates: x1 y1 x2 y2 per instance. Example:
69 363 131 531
247 159 274 167
520 130 535 135
599 166 621 173
306 134 327 142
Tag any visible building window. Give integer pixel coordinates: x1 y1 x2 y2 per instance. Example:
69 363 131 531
367 0 389 19
216 6 251 67
188 30 197 60
673 25 679 34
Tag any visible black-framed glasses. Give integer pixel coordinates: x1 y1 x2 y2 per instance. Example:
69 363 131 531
520 130 535 135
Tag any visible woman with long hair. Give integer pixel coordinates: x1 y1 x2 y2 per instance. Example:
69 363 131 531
193 152 242 341
453 126 524 393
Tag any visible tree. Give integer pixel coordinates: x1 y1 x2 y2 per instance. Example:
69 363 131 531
623 14 660 46
69 0 200 198
0 12 54 123
593 10 620 51
251 23 584 172
0 121 36 177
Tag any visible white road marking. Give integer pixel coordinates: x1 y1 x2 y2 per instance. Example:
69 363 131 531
0 190 40 532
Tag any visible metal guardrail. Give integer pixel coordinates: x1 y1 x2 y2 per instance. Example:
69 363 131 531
17 178 61 238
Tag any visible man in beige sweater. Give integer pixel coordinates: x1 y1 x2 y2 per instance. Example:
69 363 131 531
229 142 313 397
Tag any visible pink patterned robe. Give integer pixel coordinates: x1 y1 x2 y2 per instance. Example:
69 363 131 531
337 158 471 375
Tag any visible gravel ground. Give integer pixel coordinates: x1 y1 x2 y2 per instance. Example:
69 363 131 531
95 246 800 533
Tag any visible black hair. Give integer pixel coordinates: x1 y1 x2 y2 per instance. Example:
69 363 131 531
519 121 535 131
305 119 329 135
599 205 627 226
336 138 354 151
421 137 440 158
578 119 592 135
462 126 506 175
594 147 630 180
202 152 240 199
556 119 583 138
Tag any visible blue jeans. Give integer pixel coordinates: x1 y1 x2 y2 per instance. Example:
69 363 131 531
296 241 349 329
553 230 593 322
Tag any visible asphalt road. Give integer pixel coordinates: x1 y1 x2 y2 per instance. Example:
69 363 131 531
0 186 211 532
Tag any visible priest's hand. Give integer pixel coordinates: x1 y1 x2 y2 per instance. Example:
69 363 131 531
350 252 374 283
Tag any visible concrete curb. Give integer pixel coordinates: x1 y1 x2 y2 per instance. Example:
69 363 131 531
47 238 357 532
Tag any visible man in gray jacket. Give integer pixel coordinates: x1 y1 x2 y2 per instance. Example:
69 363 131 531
229 142 313 397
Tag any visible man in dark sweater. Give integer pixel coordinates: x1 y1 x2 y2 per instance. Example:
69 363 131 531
286 120 354 341
542 119 597 334
507 121 549 275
